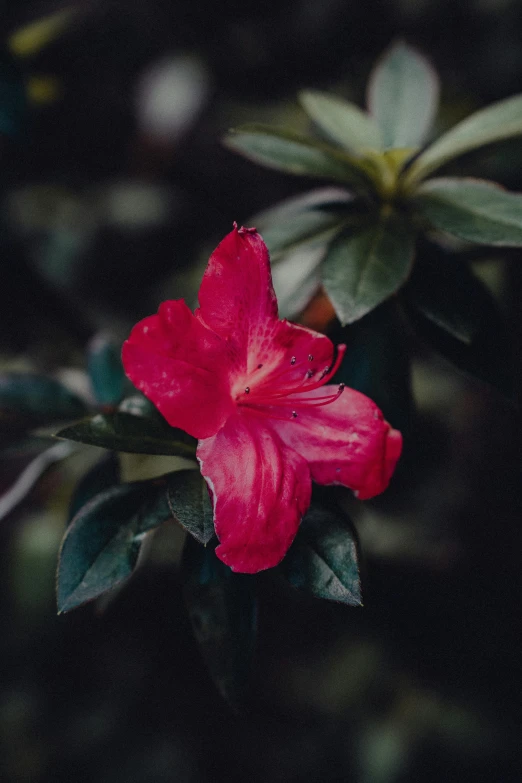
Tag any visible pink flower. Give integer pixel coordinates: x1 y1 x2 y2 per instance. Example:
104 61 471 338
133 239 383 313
122 225 402 573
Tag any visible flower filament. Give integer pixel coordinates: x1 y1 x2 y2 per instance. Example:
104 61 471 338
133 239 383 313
237 344 347 420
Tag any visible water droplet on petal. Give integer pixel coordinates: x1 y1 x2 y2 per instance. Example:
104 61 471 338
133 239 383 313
244 387 250 394
290 356 296 365
291 411 298 418
308 354 314 361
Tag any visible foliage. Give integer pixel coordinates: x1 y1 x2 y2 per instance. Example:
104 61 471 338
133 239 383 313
225 41 521 393
1 27 520 720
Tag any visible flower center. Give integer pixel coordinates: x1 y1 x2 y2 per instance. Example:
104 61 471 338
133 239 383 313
236 344 347 421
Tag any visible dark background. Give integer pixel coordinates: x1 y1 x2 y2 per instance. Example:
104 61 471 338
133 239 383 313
1 1 522 781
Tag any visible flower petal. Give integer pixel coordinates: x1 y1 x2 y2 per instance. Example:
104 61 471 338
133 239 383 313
268 386 402 500
122 299 235 439
197 412 311 573
236 319 337 399
196 225 278 370
197 225 337 394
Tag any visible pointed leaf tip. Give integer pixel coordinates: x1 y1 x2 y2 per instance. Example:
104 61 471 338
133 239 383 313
57 480 170 613
167 470 215 545
282 501 362 605
224 124 375 188
56 412 197 457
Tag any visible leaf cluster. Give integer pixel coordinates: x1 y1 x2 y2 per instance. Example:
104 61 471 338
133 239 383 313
225 42 522 394
56 401 363 705
0 332 364 707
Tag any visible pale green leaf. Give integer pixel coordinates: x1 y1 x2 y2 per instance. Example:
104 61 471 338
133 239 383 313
299 89 382 151
367 41 439 149
253 187 351 255
224 124 374 187
415 177 522 246
408 93 522 183
271 243 324 319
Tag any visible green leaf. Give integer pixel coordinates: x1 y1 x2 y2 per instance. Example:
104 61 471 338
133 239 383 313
415 177 522 246
118 393 158 418
260 208 347 257
299 89 382 151
181 537 257 706
68 451 120 523
87 332 127 406
271 243 325 319
0 373 88 427
167 469 214 545
55 412 197 458
282 500 361 605
407 93 522 184
224 124 375 187
403 245 489 345
57 479 171 612
329 300 413 435
404 247 514 396
253 186 351 256
321 213 416 324
367 41 439 149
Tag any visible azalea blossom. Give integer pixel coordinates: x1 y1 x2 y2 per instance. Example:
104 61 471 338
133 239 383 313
122 225 402 573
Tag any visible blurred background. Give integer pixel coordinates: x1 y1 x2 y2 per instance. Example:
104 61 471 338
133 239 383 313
1 1 522 780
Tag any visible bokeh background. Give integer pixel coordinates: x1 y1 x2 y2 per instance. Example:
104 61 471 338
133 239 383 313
1 1 522 781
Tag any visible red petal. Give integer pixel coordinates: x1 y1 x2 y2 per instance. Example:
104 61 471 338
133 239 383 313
196 225 278 372
197 226 336 395
235 319 336 400
122 300 235 439
268 386 402 500
197 412 311 573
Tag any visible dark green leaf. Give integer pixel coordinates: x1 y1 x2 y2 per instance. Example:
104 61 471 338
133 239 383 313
57 479 171 612
167 469 214 545
321 213 416 324
0 373 88 427
55 412 197 458
282 501 361 605
299 90 382 151
67 451 120 523
181 537 257 706
415 177 522 246
404 247 514 396
224 124 375 187
118 393 159 418
407 93 522 184
367 41 439 149
329 300 413 435
87 332 127 406
403 241 498 344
